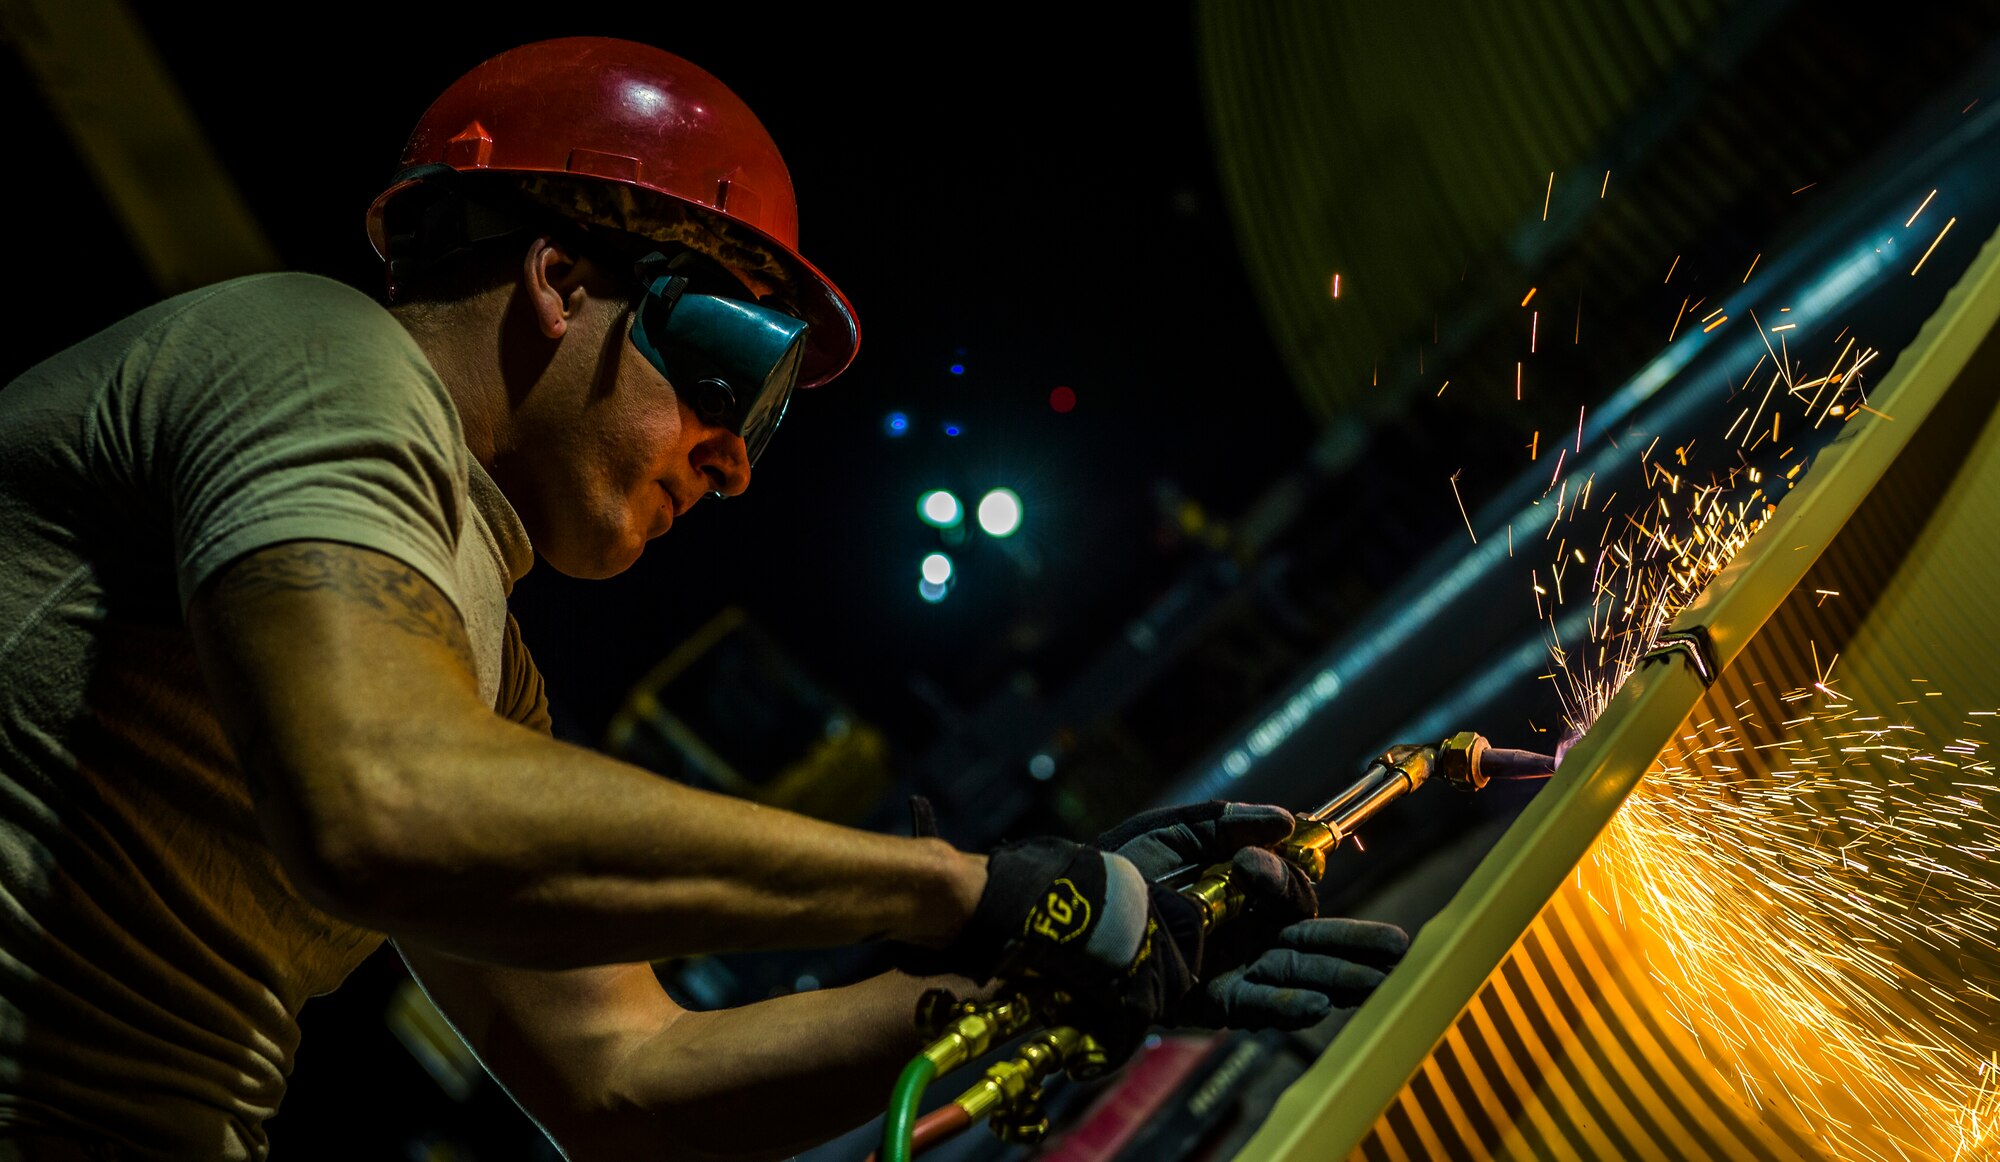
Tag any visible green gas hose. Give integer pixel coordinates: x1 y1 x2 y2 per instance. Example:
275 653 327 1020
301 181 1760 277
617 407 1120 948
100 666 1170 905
879 1054 937 1162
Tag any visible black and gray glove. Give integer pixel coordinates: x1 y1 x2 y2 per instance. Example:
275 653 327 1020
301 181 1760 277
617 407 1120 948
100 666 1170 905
1175 917 1410 1030
1094 800 1410 1033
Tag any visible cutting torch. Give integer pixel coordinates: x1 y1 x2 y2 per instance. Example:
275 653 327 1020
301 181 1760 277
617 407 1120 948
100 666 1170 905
871 730 1559 1161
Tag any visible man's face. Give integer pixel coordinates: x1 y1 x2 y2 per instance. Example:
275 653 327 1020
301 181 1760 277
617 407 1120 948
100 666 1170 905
494 272 753 580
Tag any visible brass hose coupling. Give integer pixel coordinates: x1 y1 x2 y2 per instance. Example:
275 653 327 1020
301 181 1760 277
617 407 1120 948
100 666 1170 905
915 988 1046 1075
956 1024 1105 1143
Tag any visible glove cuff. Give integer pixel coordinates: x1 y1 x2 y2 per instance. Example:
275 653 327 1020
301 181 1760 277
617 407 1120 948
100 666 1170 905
937 838 1152 984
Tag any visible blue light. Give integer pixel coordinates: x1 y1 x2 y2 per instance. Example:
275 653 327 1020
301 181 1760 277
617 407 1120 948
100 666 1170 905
884 411 910 437
949 363 966 376
919 578 948 603
943 423 963 437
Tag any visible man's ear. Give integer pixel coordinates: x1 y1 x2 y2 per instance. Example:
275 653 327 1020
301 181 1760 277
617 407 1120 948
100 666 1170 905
522 237 589 339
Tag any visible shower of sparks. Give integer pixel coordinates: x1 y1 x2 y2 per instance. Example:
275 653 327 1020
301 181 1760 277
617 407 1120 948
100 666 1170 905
1331 273 1342 298
1743 253 1761 283
1522 287 1538 307
1544 171 1555 221
1525 267 1998 1157
1601 170 1610 198
1588 688 2000 1162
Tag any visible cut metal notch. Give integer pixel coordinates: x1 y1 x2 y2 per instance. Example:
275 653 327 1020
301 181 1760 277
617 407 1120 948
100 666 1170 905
1646 625 1718 686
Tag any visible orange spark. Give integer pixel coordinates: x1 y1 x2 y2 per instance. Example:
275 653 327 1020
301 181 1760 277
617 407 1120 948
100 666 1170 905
1906 189 1938 228
1449 470 1477 544
1912 217 1957 276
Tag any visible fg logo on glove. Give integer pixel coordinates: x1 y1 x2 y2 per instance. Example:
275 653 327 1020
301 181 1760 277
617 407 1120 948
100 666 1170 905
1025 878 1092 944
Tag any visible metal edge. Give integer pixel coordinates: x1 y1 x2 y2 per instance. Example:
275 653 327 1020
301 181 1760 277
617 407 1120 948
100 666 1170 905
1670 220 2000 671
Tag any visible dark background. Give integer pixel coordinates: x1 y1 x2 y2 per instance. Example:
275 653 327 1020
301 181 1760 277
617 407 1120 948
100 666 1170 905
8 3 2000 1158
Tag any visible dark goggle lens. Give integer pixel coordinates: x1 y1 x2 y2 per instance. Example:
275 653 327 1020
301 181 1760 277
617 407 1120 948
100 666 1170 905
629 254 808 467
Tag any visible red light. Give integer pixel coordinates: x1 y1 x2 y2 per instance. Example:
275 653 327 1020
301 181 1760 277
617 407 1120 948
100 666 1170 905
1049 386 1076 413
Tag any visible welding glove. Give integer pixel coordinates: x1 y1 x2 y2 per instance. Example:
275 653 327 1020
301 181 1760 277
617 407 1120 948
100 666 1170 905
923 836 1199 995
1094 801 1408 1030
1173 917 1410 1031
887 811 1205 1066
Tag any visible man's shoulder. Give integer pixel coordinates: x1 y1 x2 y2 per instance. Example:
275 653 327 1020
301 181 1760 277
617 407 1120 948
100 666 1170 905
159 271 405 344
134 272 442 409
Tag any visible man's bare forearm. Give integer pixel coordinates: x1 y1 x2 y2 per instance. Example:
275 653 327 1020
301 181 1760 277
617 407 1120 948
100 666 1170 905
604 970 985 1162
321 719 985 967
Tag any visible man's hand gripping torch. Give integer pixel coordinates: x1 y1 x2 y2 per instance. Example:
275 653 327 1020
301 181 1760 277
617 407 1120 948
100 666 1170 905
872 731 1558 1162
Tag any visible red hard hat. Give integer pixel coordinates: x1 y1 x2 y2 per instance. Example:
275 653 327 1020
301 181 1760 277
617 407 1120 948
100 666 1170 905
367 37 858 388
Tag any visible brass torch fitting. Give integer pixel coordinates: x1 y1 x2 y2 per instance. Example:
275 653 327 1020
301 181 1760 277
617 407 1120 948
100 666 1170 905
955 1025 1092 1124
916 990 1042 1074
1436 731 1491 791
1273 817 1338 882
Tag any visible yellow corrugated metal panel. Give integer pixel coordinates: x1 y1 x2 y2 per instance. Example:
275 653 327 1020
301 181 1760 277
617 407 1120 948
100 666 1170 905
1233 218 2000 1158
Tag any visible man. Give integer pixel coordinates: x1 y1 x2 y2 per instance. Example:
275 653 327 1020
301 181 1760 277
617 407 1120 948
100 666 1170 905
0 37 1407 1160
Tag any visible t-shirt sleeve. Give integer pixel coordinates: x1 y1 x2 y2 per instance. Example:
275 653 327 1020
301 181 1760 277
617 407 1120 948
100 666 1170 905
496 612 553 735
88 275 470 614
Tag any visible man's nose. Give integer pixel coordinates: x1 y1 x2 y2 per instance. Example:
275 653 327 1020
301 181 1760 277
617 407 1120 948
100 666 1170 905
693 428 752 497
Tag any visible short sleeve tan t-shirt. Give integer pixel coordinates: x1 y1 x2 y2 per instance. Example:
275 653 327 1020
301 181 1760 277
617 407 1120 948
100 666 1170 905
0 273 545 1159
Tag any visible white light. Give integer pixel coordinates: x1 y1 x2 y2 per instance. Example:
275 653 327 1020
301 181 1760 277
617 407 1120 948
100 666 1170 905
921 553 954 585
919 578 948 603
977 488 1023 537
919 490 962 528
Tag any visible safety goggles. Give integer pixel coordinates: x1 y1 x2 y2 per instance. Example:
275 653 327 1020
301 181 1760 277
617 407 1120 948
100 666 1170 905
628 250 810 469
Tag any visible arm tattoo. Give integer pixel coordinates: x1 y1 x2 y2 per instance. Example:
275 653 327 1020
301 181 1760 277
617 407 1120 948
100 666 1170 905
218 542 477 670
